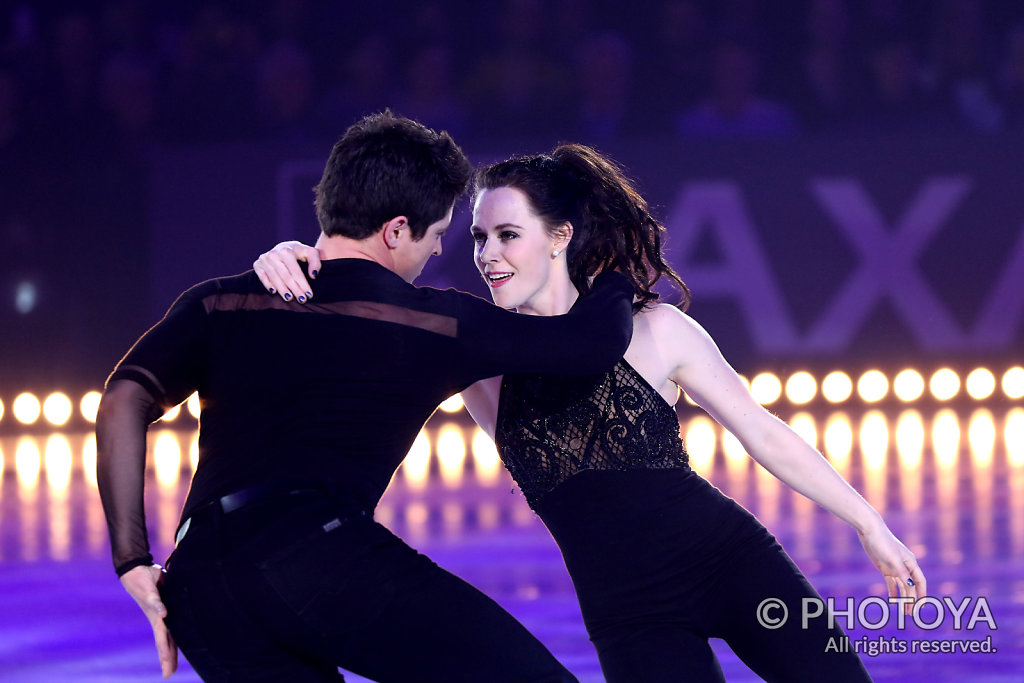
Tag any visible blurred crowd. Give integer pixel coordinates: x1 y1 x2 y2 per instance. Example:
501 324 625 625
4 0 1024 391
3 0 1024 155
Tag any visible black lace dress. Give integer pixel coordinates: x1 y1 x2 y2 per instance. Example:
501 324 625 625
496 360 872 682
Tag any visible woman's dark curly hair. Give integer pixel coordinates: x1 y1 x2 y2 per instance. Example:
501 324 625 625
473 144 689 312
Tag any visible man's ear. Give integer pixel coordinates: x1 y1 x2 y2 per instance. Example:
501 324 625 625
381 216 410 249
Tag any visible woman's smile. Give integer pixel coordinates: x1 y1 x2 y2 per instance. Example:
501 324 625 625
484 271 514 288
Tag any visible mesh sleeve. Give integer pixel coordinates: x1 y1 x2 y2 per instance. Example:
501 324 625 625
98 281 211 575
96 379 164 575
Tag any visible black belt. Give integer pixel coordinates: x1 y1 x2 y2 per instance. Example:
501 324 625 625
216 482 325 514
175 482 332 545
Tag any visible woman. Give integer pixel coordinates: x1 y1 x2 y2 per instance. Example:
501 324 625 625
254 144 924 682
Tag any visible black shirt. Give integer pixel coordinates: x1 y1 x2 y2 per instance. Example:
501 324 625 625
97 258 633 575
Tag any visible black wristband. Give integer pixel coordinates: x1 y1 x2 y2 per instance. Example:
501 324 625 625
115 555 155 578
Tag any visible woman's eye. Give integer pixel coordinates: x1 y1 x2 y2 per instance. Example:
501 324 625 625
500 232 518 240
471 233 485 243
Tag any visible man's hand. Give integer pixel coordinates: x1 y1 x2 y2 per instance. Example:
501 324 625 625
120 564 178 678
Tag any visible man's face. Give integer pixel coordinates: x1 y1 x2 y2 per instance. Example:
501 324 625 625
393 204 454 283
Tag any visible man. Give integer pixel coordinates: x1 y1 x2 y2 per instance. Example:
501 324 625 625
97 111 633 681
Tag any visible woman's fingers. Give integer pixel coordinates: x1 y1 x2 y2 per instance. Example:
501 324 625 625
254 242 316 302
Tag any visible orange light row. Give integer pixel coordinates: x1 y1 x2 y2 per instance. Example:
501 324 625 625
1 366 1021 429
721 366 1024 407
0 392 201 427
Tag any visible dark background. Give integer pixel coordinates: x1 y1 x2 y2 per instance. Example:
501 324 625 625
2 0 1023 394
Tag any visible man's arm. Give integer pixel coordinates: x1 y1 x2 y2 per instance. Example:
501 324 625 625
97 379 179 678
96 379 161 574
251 242 634 375
96 282 210 678
98 281 209 571
457 271 635 377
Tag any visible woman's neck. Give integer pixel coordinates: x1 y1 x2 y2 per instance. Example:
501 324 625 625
515 274 579 317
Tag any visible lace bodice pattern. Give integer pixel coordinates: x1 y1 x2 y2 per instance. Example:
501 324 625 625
495 360 690 510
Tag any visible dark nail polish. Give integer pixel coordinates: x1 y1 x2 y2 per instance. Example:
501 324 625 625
284 293 292 301
305 291 312 300
310 269 318 278
298 295 306 303
268 288 276 295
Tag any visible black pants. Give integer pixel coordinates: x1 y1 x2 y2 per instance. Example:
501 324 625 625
592 535 873 682
543 469 872 683
159 490 576 682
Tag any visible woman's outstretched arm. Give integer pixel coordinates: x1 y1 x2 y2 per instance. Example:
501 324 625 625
650 304 926 609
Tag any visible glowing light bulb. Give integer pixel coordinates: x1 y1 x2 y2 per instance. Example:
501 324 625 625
824 413 853 467
80 391 102 422
187 392 201 418
685 416 716 471
822 371 853 403
471 429 502 485
15 280 37 314
403 430 431 489
790 412 817 448
722 428 747 463
153 431 182 487
968 409 996 467
965 368 996 400
857 370 888 403
930 368 960 401
13 393 41 425
785 372 817 405
932 410 961 468
1003 367 1024 399
44 435 73 490
439 393 464 413
437 424 467 488
1006 408 1024 467
859 411 889 470
405 501 429 528
43 393 73 426
895 410 924 469
16 438 41 487
750 373 782 405
893 369 925 402
82 435 97 487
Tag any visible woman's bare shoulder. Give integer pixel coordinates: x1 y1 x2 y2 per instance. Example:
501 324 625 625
636 304 726 371
641 303 706 338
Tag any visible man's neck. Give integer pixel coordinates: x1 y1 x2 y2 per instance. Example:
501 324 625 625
315 232 395 271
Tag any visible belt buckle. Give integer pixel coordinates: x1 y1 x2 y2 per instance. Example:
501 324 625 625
175 516 191 545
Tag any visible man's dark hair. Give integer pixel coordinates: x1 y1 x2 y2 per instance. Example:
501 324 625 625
314 111 473 240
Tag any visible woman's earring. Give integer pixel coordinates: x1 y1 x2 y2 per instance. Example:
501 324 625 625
552 249 561 258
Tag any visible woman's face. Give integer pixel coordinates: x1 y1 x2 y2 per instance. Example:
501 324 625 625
471 186 566 311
